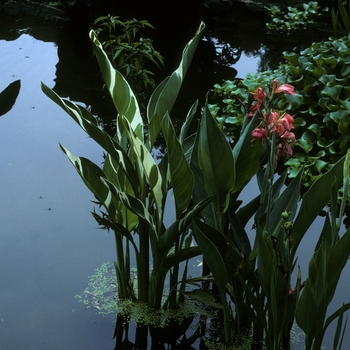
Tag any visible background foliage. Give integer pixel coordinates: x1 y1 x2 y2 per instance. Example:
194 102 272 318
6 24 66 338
209 33 350 187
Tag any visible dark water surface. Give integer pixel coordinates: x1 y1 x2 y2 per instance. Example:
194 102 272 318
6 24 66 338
0 23 117 349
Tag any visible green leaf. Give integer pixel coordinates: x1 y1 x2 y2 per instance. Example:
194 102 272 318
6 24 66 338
296 281 321 348
122 117 163 232
103 154 138 231
100 176 156 231
158 197 212 253
89 30 144 141
192 216 228 292
147 22 205 148
327 226 350 300
179 100 198 146
232 112 263 192
59 145 115 215
269 169 302 238
192 215 231 344
161 112 194 215
291 155 345 256
198 103 235 210
41 84 141 195
0 80 20 117
182 289 223 309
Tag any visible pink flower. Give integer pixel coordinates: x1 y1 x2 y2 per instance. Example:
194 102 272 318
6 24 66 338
279 113 294 131
282 131 296 144
268 112 295 136
252 127 268 141
271 79 296 95
248 102 258 119
249 87 267 115
273 123 286 137
252 87 267 101
267 111 280 125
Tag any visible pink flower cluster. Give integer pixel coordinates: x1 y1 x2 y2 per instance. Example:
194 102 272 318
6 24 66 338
250 80 296 160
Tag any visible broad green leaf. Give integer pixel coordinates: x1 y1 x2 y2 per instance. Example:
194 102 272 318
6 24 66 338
89 30 143 141
103 154 138 231
256 233 276 298
327 226 350 301
161 112 194 215
296 282 321 348
198 103 235 210
121 116 163 232
291 155 345 255
235 274 267 329
333 303 347 350
190 129 222 231
192 215 231 344
100 176 156 231
147 22 205 148
192 216 228 292
179 100 198 145
232 112 262 193
59 145 115 215
228 208 252 256
322 302 350 345
182 289 223 309
158 197 212 253
42 83 141 195
162 246 202 273
0 80 20 117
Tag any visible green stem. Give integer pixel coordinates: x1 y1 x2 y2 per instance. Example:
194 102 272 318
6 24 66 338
138 219 150 302
337 177 349 230
265 132 276 234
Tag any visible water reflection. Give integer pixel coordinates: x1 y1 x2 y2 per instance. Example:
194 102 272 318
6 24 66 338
0 23 116 349
113 315 206 349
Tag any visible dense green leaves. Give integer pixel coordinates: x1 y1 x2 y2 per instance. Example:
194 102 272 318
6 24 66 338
210 34 350 187
43 22 207 310
42 14 350 350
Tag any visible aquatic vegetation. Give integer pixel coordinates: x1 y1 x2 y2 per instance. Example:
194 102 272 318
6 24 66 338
75 262 216 328
43 22 207 312
43 18 350 348
210 33 350 188
265 1 328 35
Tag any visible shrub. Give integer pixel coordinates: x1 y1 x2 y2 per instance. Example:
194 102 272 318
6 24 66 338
265 1 329 35
210 33 350 187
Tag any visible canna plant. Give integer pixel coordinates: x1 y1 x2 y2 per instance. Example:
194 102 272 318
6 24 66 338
190 79 350 349
42 20 264 345
41 18 350 349
42 22 207 310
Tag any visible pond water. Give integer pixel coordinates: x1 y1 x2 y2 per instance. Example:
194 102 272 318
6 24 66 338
0 24 117 349
0 11 350 350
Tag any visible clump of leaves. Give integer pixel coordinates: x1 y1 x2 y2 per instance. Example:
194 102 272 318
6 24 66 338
265 1 328 35
93 15 164 91
332 0 350 38
209 33 350 187
75 262 217 328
